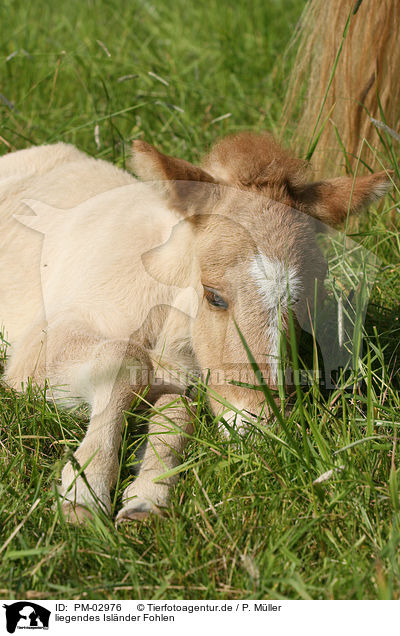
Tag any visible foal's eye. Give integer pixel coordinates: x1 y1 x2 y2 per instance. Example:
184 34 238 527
203 286 228 309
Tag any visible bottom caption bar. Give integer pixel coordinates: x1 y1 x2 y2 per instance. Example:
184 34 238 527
1 600 398 634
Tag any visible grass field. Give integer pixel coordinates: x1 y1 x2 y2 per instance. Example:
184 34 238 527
1 0 399 600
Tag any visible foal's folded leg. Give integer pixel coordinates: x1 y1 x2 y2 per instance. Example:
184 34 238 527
41 323 153 523
117 393 195 522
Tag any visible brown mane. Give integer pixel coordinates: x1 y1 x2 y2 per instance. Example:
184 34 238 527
202 132 310 201
200 132 392 224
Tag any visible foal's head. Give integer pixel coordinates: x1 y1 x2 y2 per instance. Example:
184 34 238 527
131 132 391 431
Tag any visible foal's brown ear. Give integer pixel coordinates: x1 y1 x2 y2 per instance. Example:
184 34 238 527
295 171 393 225
128 140 218 216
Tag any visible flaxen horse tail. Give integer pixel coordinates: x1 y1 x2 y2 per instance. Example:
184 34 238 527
281 0 400 177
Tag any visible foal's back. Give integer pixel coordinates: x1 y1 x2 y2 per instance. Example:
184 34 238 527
0 143 139 344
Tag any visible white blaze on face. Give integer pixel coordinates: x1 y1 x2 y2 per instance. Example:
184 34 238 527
249 254 302 384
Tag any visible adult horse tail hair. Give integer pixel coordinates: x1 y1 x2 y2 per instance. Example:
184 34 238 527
280 0 400 177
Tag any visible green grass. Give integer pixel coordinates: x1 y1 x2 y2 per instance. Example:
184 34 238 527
0 0 300 161
1 0 400 600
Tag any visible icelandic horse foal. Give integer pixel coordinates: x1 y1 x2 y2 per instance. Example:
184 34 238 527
0 133 391 522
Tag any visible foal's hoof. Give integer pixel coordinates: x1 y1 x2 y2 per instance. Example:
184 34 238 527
116 508 152 523
116 500 166 525
61 502 94 524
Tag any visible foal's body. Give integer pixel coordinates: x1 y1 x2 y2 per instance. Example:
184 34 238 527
1 143 196 521
0 135 391 522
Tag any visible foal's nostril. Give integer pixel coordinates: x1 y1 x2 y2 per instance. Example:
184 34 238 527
242 409 258 422
219 407 263 440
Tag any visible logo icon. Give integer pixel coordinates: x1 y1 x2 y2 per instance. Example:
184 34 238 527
3 602 50 634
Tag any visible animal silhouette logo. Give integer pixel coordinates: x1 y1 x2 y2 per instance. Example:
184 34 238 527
3 602 50 633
